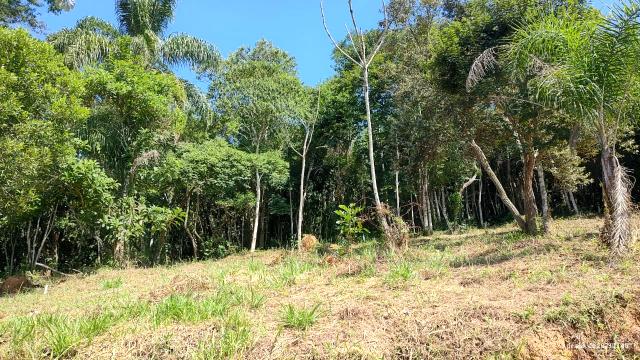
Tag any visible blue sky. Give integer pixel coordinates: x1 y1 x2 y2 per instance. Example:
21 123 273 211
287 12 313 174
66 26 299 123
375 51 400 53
36 0 616 88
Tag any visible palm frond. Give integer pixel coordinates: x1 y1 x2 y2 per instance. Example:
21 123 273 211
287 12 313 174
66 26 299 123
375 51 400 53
116 0 176 36
48 29 114 69
162 33 221 72
76 16 120 38
466 46 499 91
181 80 216 127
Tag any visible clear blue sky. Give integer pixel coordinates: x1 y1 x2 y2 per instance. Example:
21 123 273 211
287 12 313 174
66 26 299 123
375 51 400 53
36 0 615 88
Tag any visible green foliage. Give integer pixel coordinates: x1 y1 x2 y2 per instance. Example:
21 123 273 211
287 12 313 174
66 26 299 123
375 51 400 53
334 204 369 243
0 0 74 30
280 303 321 330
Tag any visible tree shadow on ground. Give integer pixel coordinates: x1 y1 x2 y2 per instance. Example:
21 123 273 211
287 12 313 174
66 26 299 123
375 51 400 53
449 242 560 268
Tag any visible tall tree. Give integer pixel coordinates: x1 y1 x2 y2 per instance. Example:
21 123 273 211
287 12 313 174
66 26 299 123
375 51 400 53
211 40 305 252
321 0 395 244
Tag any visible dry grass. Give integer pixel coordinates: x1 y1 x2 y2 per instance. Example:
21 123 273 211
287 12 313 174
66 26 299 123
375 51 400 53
1 216 639 359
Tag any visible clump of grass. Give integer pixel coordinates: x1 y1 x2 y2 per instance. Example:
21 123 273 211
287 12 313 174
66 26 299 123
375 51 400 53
242 288 267 309
5 311 122 358
101 277 123 290
513 306 536 322
152 289 235 325
194 311 252 359
271 257 315 288
280 303 321 330
248 259 266 273
385 261 415 288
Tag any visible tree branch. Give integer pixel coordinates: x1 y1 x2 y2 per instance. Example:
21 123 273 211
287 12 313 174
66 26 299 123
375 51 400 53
320 0 362 67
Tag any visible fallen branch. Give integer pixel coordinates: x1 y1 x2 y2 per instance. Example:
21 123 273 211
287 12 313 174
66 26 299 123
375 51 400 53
35 262 73 277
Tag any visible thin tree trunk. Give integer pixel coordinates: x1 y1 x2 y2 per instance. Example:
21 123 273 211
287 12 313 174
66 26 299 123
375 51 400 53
421 167 433 234
433 190 441 223
470 140 527 231
522 150 538 235
568 192 580 215
395 140 401 216
478 171 485 228
184 192 198 259
410 194 416 232
251 171 262 252
536 165 551 234
363 66 391 234
296 131 309 249
440 189 451 231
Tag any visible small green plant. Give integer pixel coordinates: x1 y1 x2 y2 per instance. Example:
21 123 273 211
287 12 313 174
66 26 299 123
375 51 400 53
101 277 123 290
280 304 321 330
335 204 369 243
514 306 536 322
385 261 415 287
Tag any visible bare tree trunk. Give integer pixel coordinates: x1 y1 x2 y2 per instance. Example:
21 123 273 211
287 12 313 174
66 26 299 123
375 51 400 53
410 194 416 232
184 192 198 259
363 67 391 234
433 190 441 223
296 132 309 249
522 151 538 235
470 140 527 231
536 165 551 234
251 171 262 252
421 167 433 235
440 189 451 231
600 146 632 257
568 192 580 215
478 171 485 228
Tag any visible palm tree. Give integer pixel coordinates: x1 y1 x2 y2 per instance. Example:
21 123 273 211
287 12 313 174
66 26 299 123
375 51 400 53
49 0 219 73
502 3 640 256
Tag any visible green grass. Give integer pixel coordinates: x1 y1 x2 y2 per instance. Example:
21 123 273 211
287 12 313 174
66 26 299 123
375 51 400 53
385 260 415 287
280 304 321 330
270 257 315 288
152 290 235 325
193 311 252 360
100 277 123 290
5 311 124 359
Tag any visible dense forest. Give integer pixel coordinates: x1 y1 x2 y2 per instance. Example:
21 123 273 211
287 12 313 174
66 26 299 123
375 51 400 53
1 0 639 277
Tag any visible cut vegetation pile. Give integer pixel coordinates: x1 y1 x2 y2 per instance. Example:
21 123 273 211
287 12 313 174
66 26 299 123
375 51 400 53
1 217 639 359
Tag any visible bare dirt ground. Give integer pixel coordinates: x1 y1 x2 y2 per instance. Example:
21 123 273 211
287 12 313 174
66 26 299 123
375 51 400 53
1 216 639 359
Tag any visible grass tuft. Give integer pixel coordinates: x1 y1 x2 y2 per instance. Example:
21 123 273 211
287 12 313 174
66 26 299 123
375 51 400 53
101 277 123 290
280 303 321 330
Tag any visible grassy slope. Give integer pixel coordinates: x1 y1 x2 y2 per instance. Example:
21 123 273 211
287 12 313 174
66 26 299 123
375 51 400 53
1 217 639 359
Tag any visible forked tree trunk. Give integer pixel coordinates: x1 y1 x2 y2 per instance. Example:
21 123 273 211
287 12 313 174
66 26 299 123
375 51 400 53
600 146 633 257
522 151 538 235
470 140 527 231
250 171 262 252
536 165 551 234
